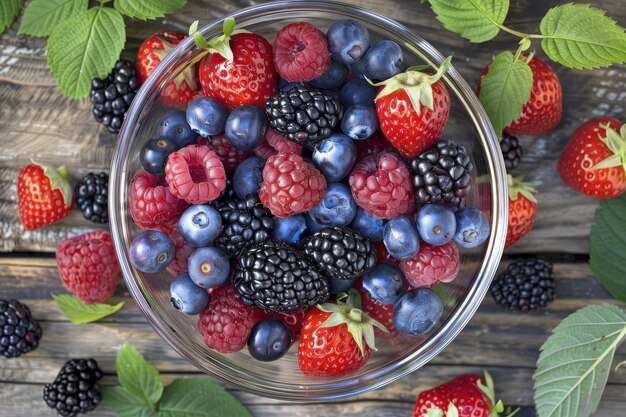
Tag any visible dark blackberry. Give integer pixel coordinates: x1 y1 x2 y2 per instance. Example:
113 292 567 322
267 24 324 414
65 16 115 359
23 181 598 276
75 173 109 224
215 193 274 257
500 133 523 171
491 258 556 311
0 299 42 358
304 226 376 281
43 358 103 417
265 86 343 146
409 141 473 206
90 60 140 133
234 240 329 312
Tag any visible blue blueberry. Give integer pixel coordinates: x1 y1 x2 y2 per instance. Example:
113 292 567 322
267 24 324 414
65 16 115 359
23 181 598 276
129 230 175 273
352 40 404 81
225 105 268 150
305 212 326 234
453 207 490 249
326 19 370 65
341 105 379 140
188 247 230 288
158 110 196 148
186 97 228 137
233 156 265 198
169 273 209 315
383 216 420 261
329 277 357 295
312 133 357 181
307 183 356 230
362 263 406 304
140 136 177 176
280 81 311 92
417 204 457 246
311 60 347 89
179 204 222 247
350 206 384 241
339 79 378 107
273 214 308 245
247 318 291 361
393 288 443 335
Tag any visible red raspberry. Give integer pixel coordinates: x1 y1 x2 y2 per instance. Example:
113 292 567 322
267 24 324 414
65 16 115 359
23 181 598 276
400 241 460 288
196 134 254 171
373 240 399 265
259 152 326 218
128 170 188 231
197 285 264 353
255 128 303 160
356 279 398 339
355 130 393 162
273 22 330 82
165 144 226 204
349 152 414 219
56 232 120 304
166 226 195 276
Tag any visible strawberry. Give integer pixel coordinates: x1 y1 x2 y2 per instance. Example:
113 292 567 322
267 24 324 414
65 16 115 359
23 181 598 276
505 175 537 249
17 161 74 231
374 57 451 159
557 117 626 199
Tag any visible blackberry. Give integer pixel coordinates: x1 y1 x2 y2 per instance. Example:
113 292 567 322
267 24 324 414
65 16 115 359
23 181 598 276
500 133 523 171
265 86 343 146
90 60 140 133
234 240 329 312
75 172 109 224
43 358 103 417
409 141 473 206
215 193 274 257
0 299 42 358
304 226 376 281
491 258 556 311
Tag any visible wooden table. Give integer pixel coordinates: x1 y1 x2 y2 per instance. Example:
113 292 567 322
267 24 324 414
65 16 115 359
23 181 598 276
1 1 625 416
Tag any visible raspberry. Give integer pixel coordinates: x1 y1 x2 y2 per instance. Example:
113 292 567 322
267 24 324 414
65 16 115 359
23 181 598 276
129 170 188 230
273 22 331 82
166 226 195 276
356 279 398 339
254 128 303 160
197 285 263 353
355 130 393 162
400 241 460 288
165 144 227 204
196 134 254 171
259 152 326 218
348 152 414 219
56 232 120 304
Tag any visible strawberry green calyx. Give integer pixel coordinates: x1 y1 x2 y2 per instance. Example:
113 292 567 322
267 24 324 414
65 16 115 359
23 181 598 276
31 159 73 208
507 174 538 203
590 122 626 174
476 371 520 417
190 18 250 63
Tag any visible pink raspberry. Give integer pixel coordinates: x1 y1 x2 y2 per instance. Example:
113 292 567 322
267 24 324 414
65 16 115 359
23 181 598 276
255 128 303 160
129 170 188 230
400 241 460 288
166 226 195 276
259 152 326 218
273 22 330 82
348 152 414 219
196 134 254 171
165 144 226 204
355 130 393 162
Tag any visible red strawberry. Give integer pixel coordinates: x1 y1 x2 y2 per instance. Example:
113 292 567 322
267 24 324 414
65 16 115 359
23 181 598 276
557 118 626 199
505 175 537 248
375 58 451 159
17 162 74 231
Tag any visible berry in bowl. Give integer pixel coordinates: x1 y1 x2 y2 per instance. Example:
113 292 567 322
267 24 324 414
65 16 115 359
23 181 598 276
110 0 507 401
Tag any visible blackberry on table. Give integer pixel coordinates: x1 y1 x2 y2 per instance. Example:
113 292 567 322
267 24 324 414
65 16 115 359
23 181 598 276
43 358 103 417
500 133 523 171
0 299 42 358
491 257 556 311
75 173 109 224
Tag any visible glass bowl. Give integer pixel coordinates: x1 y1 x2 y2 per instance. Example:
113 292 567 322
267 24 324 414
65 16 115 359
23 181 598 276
110 0 507 401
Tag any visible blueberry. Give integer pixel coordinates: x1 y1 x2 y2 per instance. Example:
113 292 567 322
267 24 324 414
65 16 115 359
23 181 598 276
188 247 230 288
186 97 228 137
341 105 379 140
350 206 384 241
383 216 420 261
329 277 357 295
247 318 291 361
326 19 370 65
169 273 209 315
233 156 265 198
352 40 404 81
312 133 357 181
140 136 177 176
393 288 443 335
225 105 268 150
273 214 307 245
310 60 347 89
453 207 490 249
305 212 326 234
280 81 311 92
178 205 222 247
339 79 378 107
417 204 457 246
362 263 406 304
306 183 356 230
129 230 175 273
158 109 196 147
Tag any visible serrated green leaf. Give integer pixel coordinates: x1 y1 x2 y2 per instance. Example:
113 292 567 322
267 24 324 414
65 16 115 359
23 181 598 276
533 304 626 417
158 379 252 417
19 0 87 37
117 342 163 409
479 51 533 137
113 0 186 20
428 0 509 43
52 294 124 323
101 386 156 417
0 0 24 34
47 7 125 98
540 3 626 69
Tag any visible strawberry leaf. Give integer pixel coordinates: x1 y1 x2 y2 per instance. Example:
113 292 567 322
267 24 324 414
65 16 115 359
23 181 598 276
19 0 87 37
52 294 124 324
113 0 187 20
0 0 23 35
428 0 509 43
101 386 155 417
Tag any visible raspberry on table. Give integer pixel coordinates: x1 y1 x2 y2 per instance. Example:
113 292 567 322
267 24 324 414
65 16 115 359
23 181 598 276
400 241 460 288
273 22 331 82
128 170 188 230
196 134 254 171
254 128 303 160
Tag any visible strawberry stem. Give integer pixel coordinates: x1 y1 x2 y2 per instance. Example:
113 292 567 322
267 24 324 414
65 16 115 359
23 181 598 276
507 174 539 203
591 122 626 174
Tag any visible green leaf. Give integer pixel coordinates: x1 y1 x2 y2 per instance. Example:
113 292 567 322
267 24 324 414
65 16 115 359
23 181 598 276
102 386 156 417
540 4 626 69
0 0 23 34
52 294 124 324
19 0 87 37
113 0 186 20
428 0 509 43
158 379 252 417
479 51 533 137
590 193 626 302
47 7 125 98
116 342 163 409
533 304 626 417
